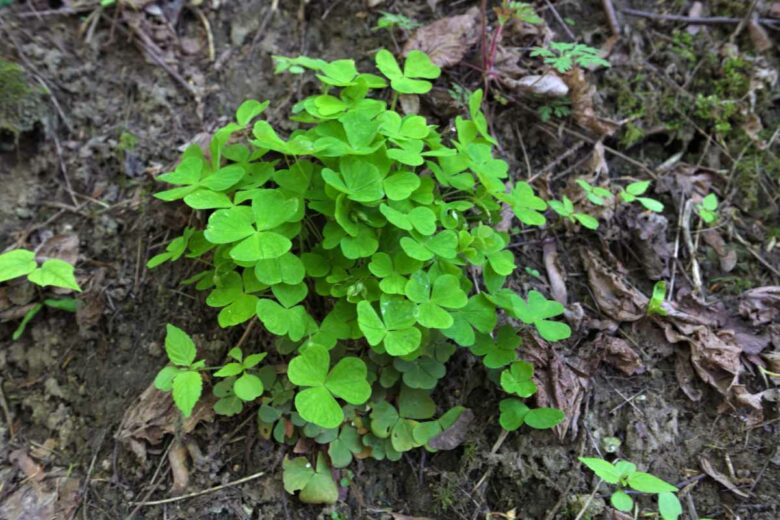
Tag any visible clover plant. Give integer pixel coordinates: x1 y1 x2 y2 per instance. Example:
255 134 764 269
579 457 682 520
149 48 571 503
0 248 81 339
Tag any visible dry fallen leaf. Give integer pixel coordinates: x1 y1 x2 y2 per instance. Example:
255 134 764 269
403 7 480 68
739 286 780 325
543 240 567 305
699 457 750 498
505 74 569 98
428 408 474 450
701 229 737 273
117 382 215 463
36 233 79 266
748 19 773 52
563 68 619 137
581 249 648 322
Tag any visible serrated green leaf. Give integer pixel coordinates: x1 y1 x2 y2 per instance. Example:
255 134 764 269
165 324 197 366
172 370 202 417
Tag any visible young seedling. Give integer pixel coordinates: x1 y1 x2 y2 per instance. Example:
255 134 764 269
373 11 420 32
576 179 612 206
0 248 82 339
153 325 206 417
530 42 610 73
538 97 571 122
647 280 669 317
579 457 682 520
549 196 600 230
618 180 664 212
695 193 719 224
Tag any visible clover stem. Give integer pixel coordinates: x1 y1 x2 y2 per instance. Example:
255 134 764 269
390 91 398 112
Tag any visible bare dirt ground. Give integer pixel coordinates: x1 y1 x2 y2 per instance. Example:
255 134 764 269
0 1 778 519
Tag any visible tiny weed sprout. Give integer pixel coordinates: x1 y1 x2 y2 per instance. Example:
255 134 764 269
496 2 544 26
530 42 610 74
647 281 669 317
538 98 571 122
0 248 81 339
373 11 420 32
576 179 612 206
696 193 719 224
148 48 571 503
579 457 682 520
549 196 599 230
618 180 664 213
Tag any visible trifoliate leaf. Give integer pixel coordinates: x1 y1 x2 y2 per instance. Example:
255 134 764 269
498 398 529 431
325 357 371 404
500 360 536 397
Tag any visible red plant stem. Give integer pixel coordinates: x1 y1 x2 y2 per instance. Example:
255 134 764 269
483 22 504 99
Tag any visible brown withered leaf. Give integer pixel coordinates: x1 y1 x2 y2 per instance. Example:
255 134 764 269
699 457 750 498
626 211 671 280
523 332 588 440
543 240 567 305
169 440 190 495
748 19 772 52
563 69 619 137
36 233 79 265
402 7 480 68
116 382 215 463
594 334 644 375
701 229 737 273
739 286 780 325
428 408 474 450
581 249 648 322
675 349 703 401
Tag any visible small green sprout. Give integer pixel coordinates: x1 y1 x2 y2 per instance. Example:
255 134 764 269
576 179 612 206
153 325 206 417
373 11 420 32
579 457 682 519
530 42 610 73
647 281 669 316
695 193 719 224
618 181 664 212
496 1 544 25
549 196 600 230
538 98 571 122
0 248 82 340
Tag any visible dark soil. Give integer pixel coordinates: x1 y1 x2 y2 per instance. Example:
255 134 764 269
0 1 778 519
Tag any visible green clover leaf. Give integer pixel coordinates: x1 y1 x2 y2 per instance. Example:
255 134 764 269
357 298 422 356
404 272 467 329
500 360 537 397
375 49 440 94
287 344 371 428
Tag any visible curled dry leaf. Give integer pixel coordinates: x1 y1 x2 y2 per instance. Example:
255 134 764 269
699 457 750 498
748 19 773 53
428 408 474 450
402 7 480 68
1 450 80 520
563 68 619 137
506 74 569 98
701 229 737 273
36 233 79 265
543 240 567 305
594 334 644 375
626 211 671 280
169 440 191 495
581 249 648 322
523 332 588 440
739 286 780 325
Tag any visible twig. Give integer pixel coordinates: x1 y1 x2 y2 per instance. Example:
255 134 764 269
543 0 576 40
0 378 14 439
621 8 780 30
249 0 279 56
733 231 780 278
192 6 215 62
129 470 266 507
681 199 703 294
601 0 620 36
16 6 94 17
470 429 509 493
730 0 760 43
124 441 173 520
573 479 603 520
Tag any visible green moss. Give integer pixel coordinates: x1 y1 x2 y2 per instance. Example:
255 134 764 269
0 59 44 136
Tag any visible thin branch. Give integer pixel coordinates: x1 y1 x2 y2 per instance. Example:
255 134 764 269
129 470 266 507
621 7 780 30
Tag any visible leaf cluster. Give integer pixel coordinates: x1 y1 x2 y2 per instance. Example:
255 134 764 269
149 48 571 504
531 42 610 73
